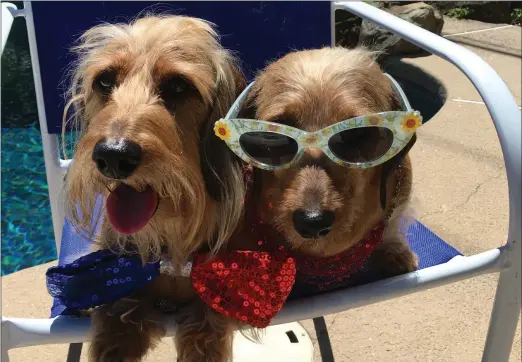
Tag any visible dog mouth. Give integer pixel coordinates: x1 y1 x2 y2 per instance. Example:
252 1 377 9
106 184 159 234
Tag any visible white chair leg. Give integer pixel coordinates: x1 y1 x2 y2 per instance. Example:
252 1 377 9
2 347 10 362
481 240 522 362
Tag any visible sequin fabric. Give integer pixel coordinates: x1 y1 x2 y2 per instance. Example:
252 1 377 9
289 223 385 294
46 249 160 316
251 215 385 299
45 233 295 328
191 251 295 328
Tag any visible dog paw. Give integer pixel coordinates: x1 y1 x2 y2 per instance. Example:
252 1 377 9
175 303 233 362
89 337 147 362
89 343 127 362
89 301 164 362
389 248 418 274
370 239 418 278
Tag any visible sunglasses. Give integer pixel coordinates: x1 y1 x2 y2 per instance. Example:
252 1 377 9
214 74 423 171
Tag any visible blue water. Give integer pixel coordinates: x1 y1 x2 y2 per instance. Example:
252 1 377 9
1 125 57 275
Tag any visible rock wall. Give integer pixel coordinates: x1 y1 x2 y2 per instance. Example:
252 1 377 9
335 2 444 56
358 2 444 55
335 1 520 57
428 1 513 24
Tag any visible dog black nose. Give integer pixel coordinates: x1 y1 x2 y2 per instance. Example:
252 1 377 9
92 139 141 179
292 209 335 239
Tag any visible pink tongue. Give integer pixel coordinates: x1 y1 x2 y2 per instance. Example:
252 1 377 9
106 184 158 234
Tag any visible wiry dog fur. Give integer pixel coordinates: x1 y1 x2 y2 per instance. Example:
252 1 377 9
63 15 247 362
188 47 421 362
237 46 418 278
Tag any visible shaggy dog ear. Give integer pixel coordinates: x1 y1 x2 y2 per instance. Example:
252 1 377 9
233 88 265 204
199 61 247 201
236 88 257 119
379 79 416 210
390 89 403 111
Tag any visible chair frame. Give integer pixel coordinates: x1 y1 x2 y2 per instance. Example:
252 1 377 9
2 2 520 361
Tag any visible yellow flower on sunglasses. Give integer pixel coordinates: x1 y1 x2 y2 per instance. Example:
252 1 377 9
214 121 232 141
401 113 422 132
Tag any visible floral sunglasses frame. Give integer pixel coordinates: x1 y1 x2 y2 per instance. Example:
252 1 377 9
214 74 423 171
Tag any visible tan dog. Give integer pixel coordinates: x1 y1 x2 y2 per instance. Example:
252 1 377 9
184 46 421 362
63 15 246 362
222 47 419 294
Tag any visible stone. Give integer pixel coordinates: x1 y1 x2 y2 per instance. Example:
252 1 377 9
335 9 362 48
358 2 444 55
428 1 512 24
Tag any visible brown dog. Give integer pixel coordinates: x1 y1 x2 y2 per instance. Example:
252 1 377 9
225 47 419 295
186 46 421 362
63 15 246 362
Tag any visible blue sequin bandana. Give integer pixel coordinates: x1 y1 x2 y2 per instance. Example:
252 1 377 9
46 249 160 315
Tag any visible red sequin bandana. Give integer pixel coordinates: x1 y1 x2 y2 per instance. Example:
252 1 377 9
289 223 385 291
181 250 295 328
178 219 383 328
179 167 385 328
252 218 386 294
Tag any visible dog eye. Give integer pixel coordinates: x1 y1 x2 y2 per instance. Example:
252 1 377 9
159 76 193 101
93 70 117 95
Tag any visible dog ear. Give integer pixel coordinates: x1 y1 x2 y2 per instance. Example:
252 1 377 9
233 85 263 195
380 133 416 211
199 61 247 201
380 83 415 210
236 90 258 119
389 88 404 111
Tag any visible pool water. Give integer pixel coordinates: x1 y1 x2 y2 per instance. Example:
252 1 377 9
1 125 57 275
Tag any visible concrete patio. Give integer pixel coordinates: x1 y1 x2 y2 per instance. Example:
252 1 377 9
2 16 521 362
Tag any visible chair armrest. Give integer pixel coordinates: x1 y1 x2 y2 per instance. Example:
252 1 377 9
334 0 520 279
1 248 503 350
332 6 521 360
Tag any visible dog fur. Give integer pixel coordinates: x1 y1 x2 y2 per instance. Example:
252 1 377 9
63 14 247 362
180 46 421 362
237 47 418 278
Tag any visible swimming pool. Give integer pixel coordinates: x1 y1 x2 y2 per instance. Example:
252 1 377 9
1 125 57 275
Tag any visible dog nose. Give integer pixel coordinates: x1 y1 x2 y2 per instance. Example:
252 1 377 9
292 209 335 239
92 139 141 179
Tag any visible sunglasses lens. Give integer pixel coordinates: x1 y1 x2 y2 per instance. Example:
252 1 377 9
328 127 393 163
239 132 298 166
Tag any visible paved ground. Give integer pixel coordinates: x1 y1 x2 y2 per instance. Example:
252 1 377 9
3 17 521 362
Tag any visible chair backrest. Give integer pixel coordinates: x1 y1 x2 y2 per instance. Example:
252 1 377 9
30 1 332 135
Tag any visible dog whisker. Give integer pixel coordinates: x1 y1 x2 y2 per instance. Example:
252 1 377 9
120 305 140 324
120 297 140 303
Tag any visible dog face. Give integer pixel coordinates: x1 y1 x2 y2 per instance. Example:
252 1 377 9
64 15 245 262
244 48 412 257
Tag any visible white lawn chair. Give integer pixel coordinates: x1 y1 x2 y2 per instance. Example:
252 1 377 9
1 2 520 362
